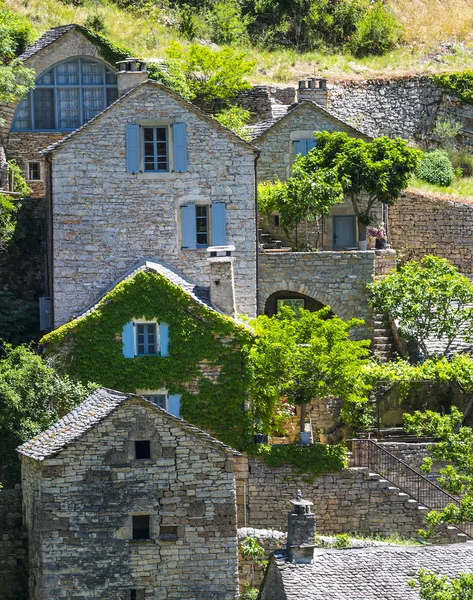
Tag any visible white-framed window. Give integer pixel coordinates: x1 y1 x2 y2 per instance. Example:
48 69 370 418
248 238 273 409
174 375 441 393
121 320 169 358
126 122 187 174
27 161 41 181
143 126 169 172
135 322 158 356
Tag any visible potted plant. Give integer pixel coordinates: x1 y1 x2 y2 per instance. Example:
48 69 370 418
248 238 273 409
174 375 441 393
367 222 388 249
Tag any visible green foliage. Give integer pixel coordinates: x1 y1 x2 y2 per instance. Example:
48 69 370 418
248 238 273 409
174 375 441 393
433 118 462 153
368 255 473 358
278 131 420 241
0 287 40 346
80 27 131 67
209 0 248 45
332 533 351 547
451 150 473 178
0 343 96 486
240 588 259 600
247 307 372 433
166 42 254 101
213 104 252 140
239 536 265 563
409 569 473 600
1 161 31 251
42 270 253 450
84 14 108 35
250 442 348 479
147 61 193 102
417 151 455 186
349 1 402 57
432 71 473 106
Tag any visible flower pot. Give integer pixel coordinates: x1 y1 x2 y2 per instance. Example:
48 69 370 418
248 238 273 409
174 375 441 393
375 238 388 249
299 431 311 446
357 240 368 251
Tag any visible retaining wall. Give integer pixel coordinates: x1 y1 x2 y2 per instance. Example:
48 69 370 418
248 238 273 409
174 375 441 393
0 488 28 600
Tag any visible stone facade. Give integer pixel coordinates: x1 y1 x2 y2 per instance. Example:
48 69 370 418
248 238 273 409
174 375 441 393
258 250 396 336
19 390 240 600
0 488 27 600
47 81 257 326
390 190 473 277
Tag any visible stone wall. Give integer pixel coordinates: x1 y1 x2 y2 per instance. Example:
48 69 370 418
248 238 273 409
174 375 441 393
194 85 274 123
236 456 438 540
50 82 257 327
21 397 239 600
258 250 396 334
390 190 473 276
0 488 28 600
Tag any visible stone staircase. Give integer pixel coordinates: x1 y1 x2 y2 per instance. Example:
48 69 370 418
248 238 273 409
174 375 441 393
373 313 396 362
352 467 469 544
258 227 291 252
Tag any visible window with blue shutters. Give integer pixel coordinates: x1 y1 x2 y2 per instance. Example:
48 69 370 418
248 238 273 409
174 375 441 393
293 138 316 158
136 323 157 356
125 122 188 174
122 321 170 357
181 203 226 249
143 126 168 172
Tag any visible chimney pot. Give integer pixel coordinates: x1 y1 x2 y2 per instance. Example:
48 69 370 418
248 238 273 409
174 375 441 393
287 490 316 564
116 58 148 95
207 245 236 317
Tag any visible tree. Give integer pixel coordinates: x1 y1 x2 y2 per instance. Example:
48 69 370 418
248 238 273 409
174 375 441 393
165 42 254 101
294 132 420 243
213 104 251 139
247 307 372 436
0 343 96 486
409 569 473 600
368 255 473 360
258 162 344 249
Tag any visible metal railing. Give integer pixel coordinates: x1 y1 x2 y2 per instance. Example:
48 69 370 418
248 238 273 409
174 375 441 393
351 438 473 539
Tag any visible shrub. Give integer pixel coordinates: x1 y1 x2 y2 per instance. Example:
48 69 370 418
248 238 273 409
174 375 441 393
0 6 36 57
212 104 251 139
84 14 107 34
416 150 455 186
325 0 370 47
451 151 473 177
209 0 247 45
350 2 402 57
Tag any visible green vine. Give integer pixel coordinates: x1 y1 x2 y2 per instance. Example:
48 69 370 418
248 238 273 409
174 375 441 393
249 443 348 480
432 71 473 105
41 270 252 449
80 27 132 67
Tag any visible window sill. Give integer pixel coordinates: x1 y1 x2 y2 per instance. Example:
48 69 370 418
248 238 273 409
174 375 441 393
136 172 175 180
130 538 154 544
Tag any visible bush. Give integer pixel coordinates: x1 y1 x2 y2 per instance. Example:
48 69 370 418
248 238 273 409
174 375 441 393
0 6 36 57
451 151 473 178
350 2 402 57
416 150 455 186
84 14 107 34
210 0 247 45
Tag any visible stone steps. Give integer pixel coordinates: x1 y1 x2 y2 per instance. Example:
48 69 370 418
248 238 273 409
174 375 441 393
372 313 395 362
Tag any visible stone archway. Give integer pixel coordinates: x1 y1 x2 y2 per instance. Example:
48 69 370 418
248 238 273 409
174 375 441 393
264 290 335 317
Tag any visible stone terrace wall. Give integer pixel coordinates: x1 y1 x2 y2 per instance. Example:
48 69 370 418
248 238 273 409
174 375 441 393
390 190 473 276
0 488 28 600
194 85 274 123
236 456 430 539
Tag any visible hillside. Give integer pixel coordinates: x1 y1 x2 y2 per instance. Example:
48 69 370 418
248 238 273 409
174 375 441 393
5 0 473 83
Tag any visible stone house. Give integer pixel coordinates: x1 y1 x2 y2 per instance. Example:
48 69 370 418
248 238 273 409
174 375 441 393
17 387 241 600
249 80 377 253
41 259 252 450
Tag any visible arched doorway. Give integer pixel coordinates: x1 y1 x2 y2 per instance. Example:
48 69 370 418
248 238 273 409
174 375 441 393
264 290 334 317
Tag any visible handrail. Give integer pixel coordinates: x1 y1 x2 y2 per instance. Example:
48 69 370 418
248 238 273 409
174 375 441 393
351 438 473 539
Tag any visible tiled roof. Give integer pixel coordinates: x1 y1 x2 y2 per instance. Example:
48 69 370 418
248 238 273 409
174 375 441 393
247 100 371 142
19 24 79 60
73 260 213 321
270 545 473 599
17 387 241 460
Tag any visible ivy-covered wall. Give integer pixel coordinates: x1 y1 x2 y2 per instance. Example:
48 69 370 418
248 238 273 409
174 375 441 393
42 270 252 449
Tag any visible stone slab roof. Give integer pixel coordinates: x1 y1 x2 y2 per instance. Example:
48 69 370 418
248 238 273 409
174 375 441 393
19 24 79 60
270 544 473 599
73 260 214 322
247 100 371 142
17 387 241 461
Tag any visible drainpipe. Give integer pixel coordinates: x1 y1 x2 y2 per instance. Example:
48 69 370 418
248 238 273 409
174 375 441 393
46 154 55 329
254 151 260 316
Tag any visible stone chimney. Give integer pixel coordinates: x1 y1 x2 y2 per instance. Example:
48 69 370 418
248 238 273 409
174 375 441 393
286 490 316 564
207 245 236 318
116 58 148 96
297 78 328 108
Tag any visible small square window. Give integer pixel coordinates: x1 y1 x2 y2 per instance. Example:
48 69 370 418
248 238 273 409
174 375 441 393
159 525 178 541
132 515 150 540
28 162 41 181
135 440 151 460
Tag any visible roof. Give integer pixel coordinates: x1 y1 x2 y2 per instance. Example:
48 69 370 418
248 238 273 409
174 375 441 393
73 260 214 321
17 387 241 461
19 24 82 61
267 544 473 600
247 100 371 142
40 80 259 157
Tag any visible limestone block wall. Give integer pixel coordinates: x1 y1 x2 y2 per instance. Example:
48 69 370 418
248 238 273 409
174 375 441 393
390 190 473 276
50 82 257 327
236 457 430 539
258 250 396 333
193 85 274 123
0 488 28 600
21 398 239 600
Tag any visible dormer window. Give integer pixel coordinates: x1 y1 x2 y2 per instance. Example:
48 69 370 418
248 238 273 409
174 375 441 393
11 57 118 132
121 321 169 358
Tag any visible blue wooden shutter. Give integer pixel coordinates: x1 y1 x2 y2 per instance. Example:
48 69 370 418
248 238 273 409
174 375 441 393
211 203 227 246
160 323 169 357
173 123 188 172
181 205 196 249
168 394 181 417
122 321 135 358
294 140 306 157
306 139 316 153
126 124 140 173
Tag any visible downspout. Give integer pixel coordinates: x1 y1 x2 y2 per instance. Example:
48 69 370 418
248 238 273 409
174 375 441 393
46 154 55 329
254 151 260 316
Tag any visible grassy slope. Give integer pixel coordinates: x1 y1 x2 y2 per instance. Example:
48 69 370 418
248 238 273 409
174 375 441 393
6 0 473 83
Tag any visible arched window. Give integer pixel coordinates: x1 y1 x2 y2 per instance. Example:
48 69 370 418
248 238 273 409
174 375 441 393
11 57 118 132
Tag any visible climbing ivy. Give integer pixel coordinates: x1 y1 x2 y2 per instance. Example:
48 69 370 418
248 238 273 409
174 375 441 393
250 443 348 480
41 271 253 449
80 28 131 66
432 71 473 105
